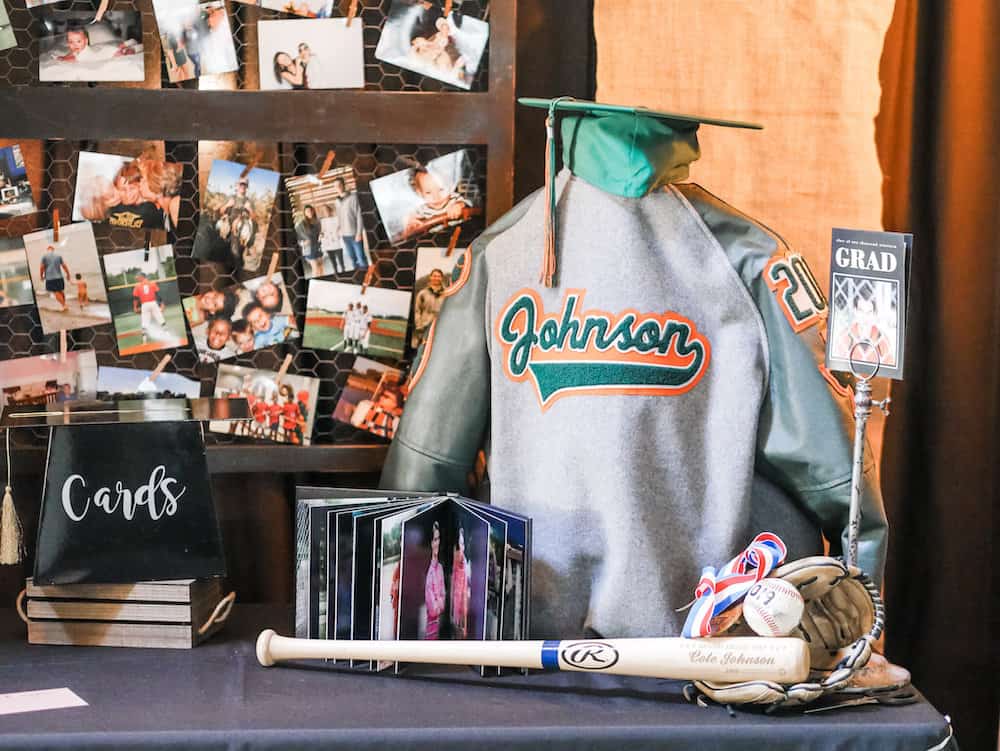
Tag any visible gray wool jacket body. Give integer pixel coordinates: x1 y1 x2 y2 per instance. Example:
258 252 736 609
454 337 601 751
380 170 888 640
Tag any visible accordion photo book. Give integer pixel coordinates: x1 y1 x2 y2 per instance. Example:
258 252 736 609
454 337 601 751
295 488 531 675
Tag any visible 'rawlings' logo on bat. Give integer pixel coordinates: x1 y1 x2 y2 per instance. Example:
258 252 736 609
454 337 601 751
560 641 620 670
495 289 711 410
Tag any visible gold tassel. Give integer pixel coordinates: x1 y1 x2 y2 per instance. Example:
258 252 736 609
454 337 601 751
539 114 557 288
0 484 23 565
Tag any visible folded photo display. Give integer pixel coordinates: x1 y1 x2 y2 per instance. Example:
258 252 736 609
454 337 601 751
295 489 531 675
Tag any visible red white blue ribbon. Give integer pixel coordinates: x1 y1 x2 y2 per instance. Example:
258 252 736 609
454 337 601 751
681 533 788 638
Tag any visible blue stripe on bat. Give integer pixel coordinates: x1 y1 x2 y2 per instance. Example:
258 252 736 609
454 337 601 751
541 640 561 670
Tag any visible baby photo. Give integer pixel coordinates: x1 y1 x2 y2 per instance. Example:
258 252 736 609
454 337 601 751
333 356 406 441
0 350 98 409
0 144 37 219
38 9 144 82
192 159 280 273
152 0 239 83
375 0 489 90
210 363 320 446
183 272 299 362
233 0 335 16
102 245 189 357
258 19 364 90
97 365 201 399
286 166 369 279
0 238 34 309
370 149 481 245
22 223 112 335
829 276 901 369
304 279 412 360
0 4 16 53
73 151 183 231
410 247 461 350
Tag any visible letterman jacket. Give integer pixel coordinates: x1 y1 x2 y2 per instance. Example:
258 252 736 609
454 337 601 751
380 172 888 639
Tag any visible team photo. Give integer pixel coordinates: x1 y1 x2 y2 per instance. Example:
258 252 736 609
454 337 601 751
209 363 320 446
102 245 189 357
303 279 411 360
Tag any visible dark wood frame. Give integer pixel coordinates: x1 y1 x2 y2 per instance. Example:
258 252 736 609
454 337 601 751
0 2 516 475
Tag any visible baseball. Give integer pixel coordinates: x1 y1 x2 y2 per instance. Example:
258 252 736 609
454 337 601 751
743 579 805 637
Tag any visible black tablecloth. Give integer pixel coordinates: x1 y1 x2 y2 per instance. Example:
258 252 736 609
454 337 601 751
0 605 956 751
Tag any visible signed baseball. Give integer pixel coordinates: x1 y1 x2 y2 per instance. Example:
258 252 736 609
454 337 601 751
743 579 805 637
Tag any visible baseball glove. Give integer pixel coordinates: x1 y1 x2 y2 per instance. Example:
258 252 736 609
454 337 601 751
684 556 886 710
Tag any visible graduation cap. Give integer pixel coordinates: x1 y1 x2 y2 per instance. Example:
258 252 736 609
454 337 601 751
518 97 763 287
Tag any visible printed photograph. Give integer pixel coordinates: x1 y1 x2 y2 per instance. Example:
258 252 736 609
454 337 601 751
152 0 239 83
233 0 334 16
411 246 460 349
333 356 405 441
73 151 183 231
448 506 489 641
0 238 35 309
258 19 364 91
286 166 369 279
209 363 320 446
97 365 201 399
38 9 143 82
0 350 98 409
0 4 16 53
375 0 489 90
102 245 188 356
398 507 450 640
304 280 411 359
370 149 481 245
183 272 299 362
22 223 112 335
0 144 37 219
192 159 280 273
829 275 900 369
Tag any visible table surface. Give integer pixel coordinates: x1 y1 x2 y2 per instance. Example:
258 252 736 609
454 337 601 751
0 605 956 751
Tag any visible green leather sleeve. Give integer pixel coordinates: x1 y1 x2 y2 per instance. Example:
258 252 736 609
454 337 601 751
378 193 538 493
678 184 889 584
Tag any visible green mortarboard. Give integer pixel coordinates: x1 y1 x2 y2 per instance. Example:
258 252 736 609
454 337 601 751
518 97 763 287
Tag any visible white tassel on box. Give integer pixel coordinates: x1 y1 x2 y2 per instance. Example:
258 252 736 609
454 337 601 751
0 430 23 565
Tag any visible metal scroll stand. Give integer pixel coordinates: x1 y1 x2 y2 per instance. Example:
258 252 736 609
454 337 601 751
845 342 892 569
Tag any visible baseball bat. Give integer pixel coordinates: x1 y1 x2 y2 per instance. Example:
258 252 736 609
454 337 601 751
256 630 810 683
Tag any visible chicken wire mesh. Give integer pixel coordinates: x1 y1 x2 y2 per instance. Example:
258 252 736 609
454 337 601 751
0 139 488 448
0 0 491 92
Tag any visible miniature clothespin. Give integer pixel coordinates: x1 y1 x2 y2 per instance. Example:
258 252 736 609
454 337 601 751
482 3 490 21
143 234 152 261
275 354 293 387
319 150 337 178
59 330 67 363
137 354 172 393
92 0 110 23
345 0 359 27
444 226 462 258
267 251 280 279
444 0 454 17
360 263 377 295
52 208 61 244
239 150 261 180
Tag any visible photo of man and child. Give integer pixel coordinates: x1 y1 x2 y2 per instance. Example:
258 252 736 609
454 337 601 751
210 363 320 446
183 273 299 362
0 239 34 310
73 151 183 232
193 159 280 274
333 357 406 441
304 280 411 360
258 19 364 91
38 9 143 82
22 223 112 335
370 149 481 245
375 0 489 90
0 144 36 219
152 0 238 83
286 166 370 279
234 0 334 16
102 245 188 357
0 350 98 410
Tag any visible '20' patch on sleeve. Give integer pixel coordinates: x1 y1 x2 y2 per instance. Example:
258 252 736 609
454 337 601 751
764 253 827 333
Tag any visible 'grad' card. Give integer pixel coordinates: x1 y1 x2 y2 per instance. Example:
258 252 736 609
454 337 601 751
826 228 911 380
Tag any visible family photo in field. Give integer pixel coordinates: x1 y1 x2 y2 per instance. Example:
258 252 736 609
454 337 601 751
304 280 411 360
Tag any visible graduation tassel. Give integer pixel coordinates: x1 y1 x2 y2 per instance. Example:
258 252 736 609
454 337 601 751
0 430 23 565
539 111 557 287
